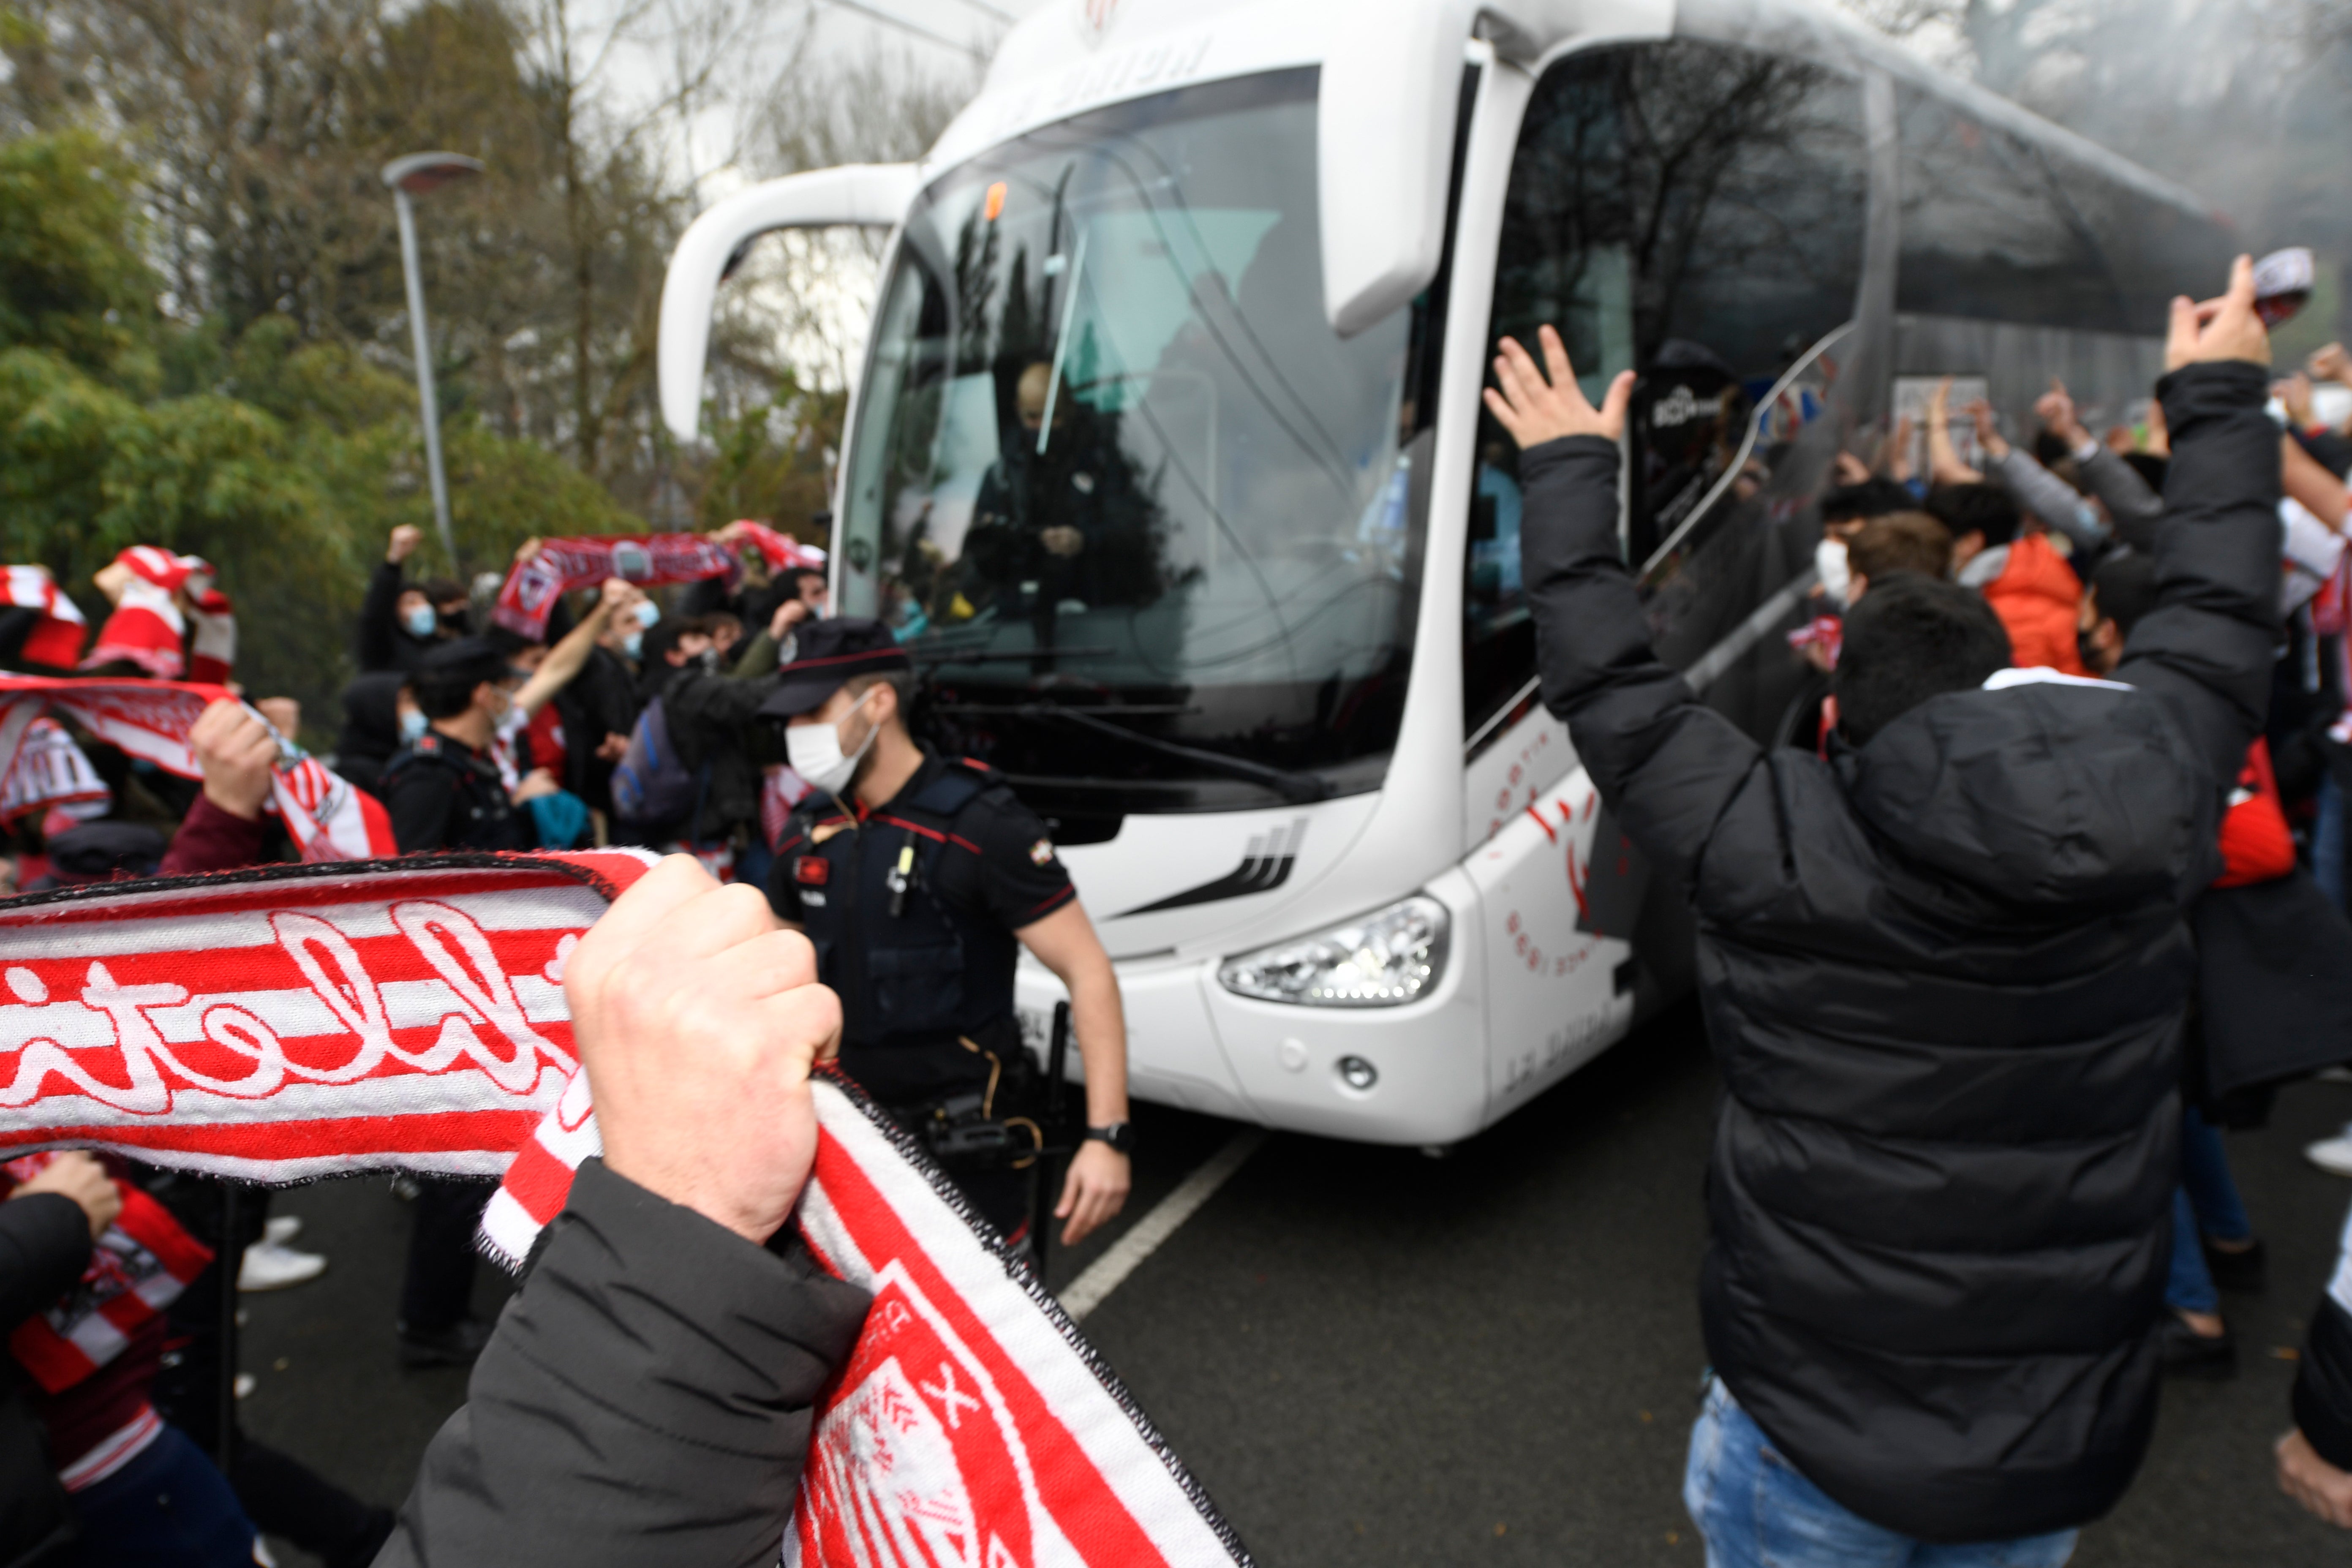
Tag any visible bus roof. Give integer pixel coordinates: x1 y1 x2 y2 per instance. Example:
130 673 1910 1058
928 0 2221 335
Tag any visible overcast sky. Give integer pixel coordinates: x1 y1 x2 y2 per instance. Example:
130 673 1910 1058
600 0 1059 210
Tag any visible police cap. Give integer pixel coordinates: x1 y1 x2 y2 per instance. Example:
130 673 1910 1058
757 618 912 720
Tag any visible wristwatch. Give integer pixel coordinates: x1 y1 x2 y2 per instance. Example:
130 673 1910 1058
1084 1122 1135 1155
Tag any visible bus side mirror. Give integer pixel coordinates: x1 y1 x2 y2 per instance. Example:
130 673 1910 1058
656 164 922 441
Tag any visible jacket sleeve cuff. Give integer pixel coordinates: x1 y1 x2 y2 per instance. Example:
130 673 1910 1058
1518 433 1622 482
506 1158 871 1453
161 794 269 877
0 1192 95 1326
2154 360 2270 425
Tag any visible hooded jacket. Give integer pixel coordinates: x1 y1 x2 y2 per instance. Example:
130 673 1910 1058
1522 361 2278 1541
1979 528 2089 675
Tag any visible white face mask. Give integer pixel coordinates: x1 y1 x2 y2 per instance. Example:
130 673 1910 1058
400 708 428 743
1814 537 1852 607
786 689 879 797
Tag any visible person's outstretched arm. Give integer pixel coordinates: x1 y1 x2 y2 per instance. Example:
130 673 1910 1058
1975 403 2107 552
377 858 869 1568
2112 257 2284 794
357 526 422 673
513 580 629 721
1495 327 1762 888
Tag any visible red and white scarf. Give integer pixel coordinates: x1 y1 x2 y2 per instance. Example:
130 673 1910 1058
0 677 393 863
492 536 742 641
0 855 1249 1567
1 1154 212 1394
82 547 228 681
1 568 88 670
0 719 109 826
730 520 828 575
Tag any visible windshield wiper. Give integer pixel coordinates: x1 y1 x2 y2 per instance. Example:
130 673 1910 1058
1020 704 1332 803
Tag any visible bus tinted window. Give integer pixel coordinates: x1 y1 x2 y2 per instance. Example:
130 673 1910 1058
1896 90 2134 332
1470 40 1866 744
840 70 1424 814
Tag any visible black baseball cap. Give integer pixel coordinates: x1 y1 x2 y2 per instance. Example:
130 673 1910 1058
757 618 912 721
415 636 524 688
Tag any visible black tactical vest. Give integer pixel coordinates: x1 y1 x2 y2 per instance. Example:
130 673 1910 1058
780 761 1020 1097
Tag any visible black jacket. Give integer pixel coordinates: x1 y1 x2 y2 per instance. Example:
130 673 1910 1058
382 733 531 854
659 664 782 843
376 1159 868 1568
1 1193 93 1568
356 562 444 676
1522 362 2279 1541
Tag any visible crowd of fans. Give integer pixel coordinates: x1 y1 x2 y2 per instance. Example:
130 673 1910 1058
7 259 2352 1564
0 517 832 1567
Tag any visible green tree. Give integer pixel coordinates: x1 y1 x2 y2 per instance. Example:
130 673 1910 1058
0 126 638 739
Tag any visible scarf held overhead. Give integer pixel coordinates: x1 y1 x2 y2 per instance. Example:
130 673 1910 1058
0 676 392 864
493 536 743 641
0 853 1249 1568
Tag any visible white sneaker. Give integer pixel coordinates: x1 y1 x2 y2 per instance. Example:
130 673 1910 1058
2305 1136 2352 1178
238 1241 327 1292
262 1215 302 1247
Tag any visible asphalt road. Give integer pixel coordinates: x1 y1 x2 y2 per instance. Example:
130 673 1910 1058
235 1001 2352 1565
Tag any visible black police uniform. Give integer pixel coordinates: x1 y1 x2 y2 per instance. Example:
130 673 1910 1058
768 747 1075 1238
380 732 533 855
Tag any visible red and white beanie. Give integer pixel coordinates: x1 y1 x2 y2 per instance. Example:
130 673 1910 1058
81 547 214 680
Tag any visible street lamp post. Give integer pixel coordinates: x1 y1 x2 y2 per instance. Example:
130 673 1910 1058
381 152 485 571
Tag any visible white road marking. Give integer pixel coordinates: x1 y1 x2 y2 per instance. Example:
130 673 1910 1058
1059 1129 1266 1322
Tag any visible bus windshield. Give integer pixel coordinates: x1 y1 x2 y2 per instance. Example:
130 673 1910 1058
838 68 1424 820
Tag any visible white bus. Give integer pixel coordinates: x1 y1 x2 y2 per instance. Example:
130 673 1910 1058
656 0 2231 1146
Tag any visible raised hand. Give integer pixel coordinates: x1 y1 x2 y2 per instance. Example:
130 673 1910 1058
2166 254 2270 371
2035 380 2087 447
10 1152 122 1239
191 699 282 822
1483 325 1635 449
565 855 840 1245
387 525 424 565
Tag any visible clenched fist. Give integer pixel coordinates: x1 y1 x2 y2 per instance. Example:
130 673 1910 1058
564 856 841 1244
10 1152 121 1239
191 699 280 822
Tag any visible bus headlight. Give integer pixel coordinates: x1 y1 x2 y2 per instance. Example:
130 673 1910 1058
1216 896 1449 1007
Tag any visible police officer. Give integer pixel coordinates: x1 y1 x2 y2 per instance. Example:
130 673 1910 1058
759 619 1133 1248
378 636 554 1367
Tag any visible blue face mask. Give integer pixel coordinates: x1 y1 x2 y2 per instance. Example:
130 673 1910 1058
622 631 644 661
402 604 438 639
400 709 428 743
633 601 661 629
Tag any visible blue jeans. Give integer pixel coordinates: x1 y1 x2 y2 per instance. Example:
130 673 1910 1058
1685 1380 2077 1568
62 1422 262 1567
2319 773 2348 911
2166 1107 2254 1315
